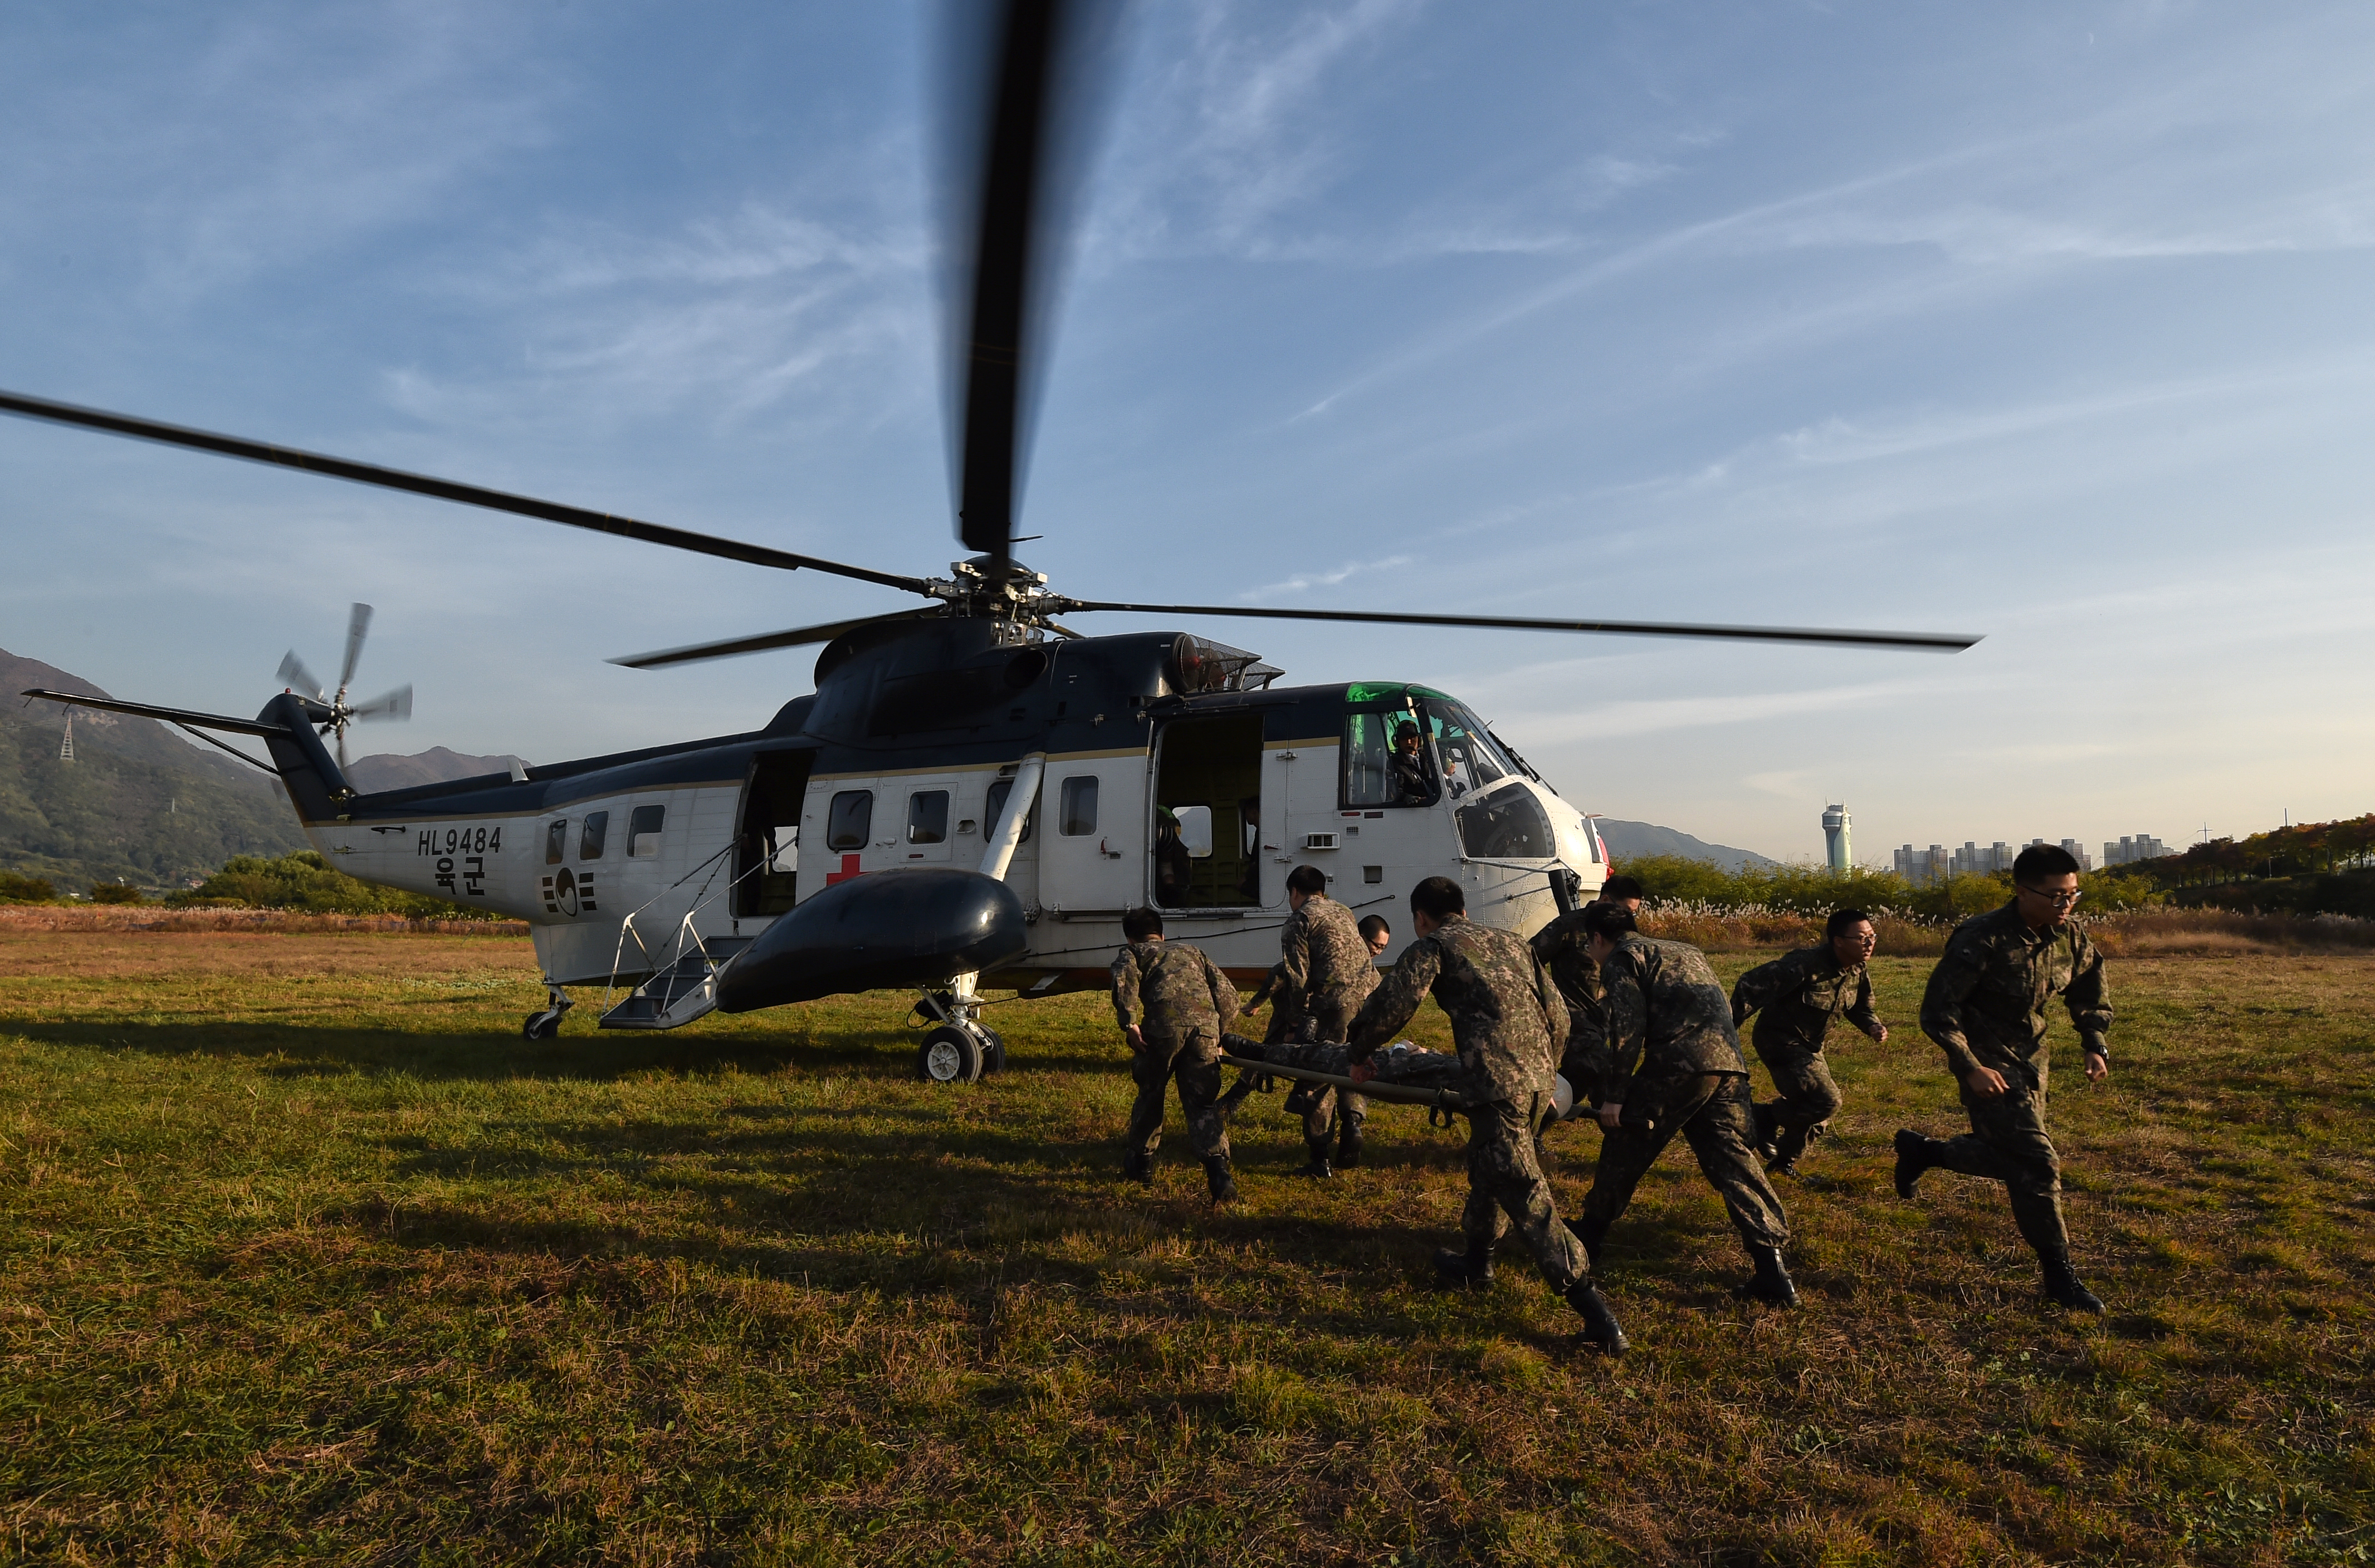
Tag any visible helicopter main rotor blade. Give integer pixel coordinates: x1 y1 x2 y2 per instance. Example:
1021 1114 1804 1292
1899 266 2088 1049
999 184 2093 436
340 602 373 692
276 650 326 701
950 0 1116 581
1061 599 1981 653
350 684 413 721
0 388 931 594
609 608 948 670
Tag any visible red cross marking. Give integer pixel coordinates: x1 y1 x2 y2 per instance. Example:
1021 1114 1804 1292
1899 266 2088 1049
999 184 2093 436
825 852 864 886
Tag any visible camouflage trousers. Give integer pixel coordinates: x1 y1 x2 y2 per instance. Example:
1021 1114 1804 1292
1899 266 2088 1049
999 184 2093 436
1579 1070 1790 1252
1464 1093 1589 1292
1752 1043 1844 1166
1931 1081 2066 1255
1125 1030 1230 1163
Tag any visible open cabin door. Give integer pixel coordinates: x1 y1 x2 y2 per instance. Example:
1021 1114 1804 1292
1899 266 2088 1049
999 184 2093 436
735 749 813 918
1152 713 1264 909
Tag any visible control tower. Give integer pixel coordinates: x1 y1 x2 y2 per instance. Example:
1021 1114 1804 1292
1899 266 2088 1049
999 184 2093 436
1822 804 1851 874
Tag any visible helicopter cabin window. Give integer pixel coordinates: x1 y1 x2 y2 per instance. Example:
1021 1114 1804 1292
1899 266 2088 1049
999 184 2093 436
907 790 950 845
579 811 608 860
1058 776 1098 836
826 790 873 852
983 778 1034 843
545 819 569 865
1154 713 1263 906
628 804 666 858
1343 707 1437 808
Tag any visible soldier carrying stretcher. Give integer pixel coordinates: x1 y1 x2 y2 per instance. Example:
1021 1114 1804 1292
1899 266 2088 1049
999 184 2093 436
1341 876 1628 1354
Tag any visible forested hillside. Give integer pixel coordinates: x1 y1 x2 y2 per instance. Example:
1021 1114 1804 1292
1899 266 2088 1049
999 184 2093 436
0 648 306 888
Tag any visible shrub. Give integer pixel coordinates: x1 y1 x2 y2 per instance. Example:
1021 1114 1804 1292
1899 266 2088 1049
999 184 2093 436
87 883 146 905
0 872 58 904
1612 855 2163 920
167 851 499 921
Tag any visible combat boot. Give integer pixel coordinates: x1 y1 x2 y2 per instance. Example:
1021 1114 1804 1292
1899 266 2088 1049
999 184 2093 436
1893 1129 1938 1199
1335 1120 1365 1170
1121 1150 1154 1188
1292 1136 1335 1179
1733 1244 1800 1307
1564 1212 1607 1276
1565 1277 1628 1355
1432 1238 1496 1288
2039 1252 2105 1314
1203 1156 1239 1204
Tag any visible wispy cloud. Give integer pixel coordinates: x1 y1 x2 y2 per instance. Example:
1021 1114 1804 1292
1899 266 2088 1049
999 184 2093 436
1240 551 1413 600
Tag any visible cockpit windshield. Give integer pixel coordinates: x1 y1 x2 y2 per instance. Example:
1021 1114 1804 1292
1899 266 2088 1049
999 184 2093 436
1423 697 1521 798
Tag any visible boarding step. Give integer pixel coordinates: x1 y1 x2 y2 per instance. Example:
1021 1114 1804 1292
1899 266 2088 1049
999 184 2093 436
598 937 753 1031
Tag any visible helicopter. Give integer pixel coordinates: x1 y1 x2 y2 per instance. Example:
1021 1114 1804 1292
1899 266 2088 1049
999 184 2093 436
6 1 1973 1085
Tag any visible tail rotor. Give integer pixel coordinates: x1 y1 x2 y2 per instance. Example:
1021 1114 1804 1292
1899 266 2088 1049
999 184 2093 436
277 601 413 769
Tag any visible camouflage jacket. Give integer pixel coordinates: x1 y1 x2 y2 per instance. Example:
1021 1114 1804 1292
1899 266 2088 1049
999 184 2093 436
1729 945 1881 1056
1919 901 2110 1090
1282 894 1379 1022
1346 913 1567 1103
1600 935 1750 1106
1112 941 1240 1057
1529 908 1606 1044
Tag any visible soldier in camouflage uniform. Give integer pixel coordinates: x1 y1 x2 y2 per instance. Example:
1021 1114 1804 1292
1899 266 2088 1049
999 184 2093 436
1897 844 2111 1313
1571 902 1799 1306
1347 876 1627 1353
1729 907 1888 1177
1529 873 1645 1118
1274 865 1381 1176
1111 907 1243 1202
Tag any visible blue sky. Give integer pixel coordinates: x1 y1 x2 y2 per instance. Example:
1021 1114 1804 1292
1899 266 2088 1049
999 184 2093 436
4 2 2372 863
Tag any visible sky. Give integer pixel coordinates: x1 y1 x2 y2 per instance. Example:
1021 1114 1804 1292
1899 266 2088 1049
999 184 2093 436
3 1 2372 865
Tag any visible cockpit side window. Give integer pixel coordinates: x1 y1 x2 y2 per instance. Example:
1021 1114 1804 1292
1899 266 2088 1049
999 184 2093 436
1343 706 1439 808
1424 698 1518 798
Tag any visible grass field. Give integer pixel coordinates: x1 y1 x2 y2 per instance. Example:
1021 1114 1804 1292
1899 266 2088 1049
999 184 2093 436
2 928 2370 1565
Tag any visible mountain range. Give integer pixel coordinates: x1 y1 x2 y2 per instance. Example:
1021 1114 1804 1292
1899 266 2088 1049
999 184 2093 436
1594 818 1777 873
0 646 521 889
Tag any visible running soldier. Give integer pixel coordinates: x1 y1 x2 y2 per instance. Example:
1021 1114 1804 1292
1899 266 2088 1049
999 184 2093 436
1111 908 1243 1202
1729 908 1888 1177
1571 901 1799 1306
1274 865 1380 1176
1895 844 2111 1313
1346 876 1627 1353
1530 873 1645 1112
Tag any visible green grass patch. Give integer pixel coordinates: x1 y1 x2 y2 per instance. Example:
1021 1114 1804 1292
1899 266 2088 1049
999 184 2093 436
3 931 2371 1563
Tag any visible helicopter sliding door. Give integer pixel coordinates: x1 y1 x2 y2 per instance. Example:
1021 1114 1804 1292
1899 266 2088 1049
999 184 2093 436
735 749 813 917
1152 714 1263 909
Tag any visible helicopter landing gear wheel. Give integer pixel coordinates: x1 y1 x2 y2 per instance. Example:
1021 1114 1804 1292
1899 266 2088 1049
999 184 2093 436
976 1025 1007 1075
522 984 571 1041
918 1025 984 1085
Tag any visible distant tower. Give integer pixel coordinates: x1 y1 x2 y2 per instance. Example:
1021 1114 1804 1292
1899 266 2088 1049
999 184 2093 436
58 713 74 764
1822 803 1851 874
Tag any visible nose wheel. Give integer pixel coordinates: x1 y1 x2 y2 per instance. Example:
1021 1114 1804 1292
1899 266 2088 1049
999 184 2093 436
523 984 572 1041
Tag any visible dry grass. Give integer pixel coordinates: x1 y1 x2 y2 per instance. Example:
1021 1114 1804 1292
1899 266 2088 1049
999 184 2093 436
2 929 2371 1564
0 904 526 937
1643 902 2375 959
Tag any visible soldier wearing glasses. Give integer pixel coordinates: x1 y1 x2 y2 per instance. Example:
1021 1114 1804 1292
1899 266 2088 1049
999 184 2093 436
1895 844 2112 1313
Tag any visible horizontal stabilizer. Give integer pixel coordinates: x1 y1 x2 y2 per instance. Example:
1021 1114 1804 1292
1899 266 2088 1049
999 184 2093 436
19 689 292 738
